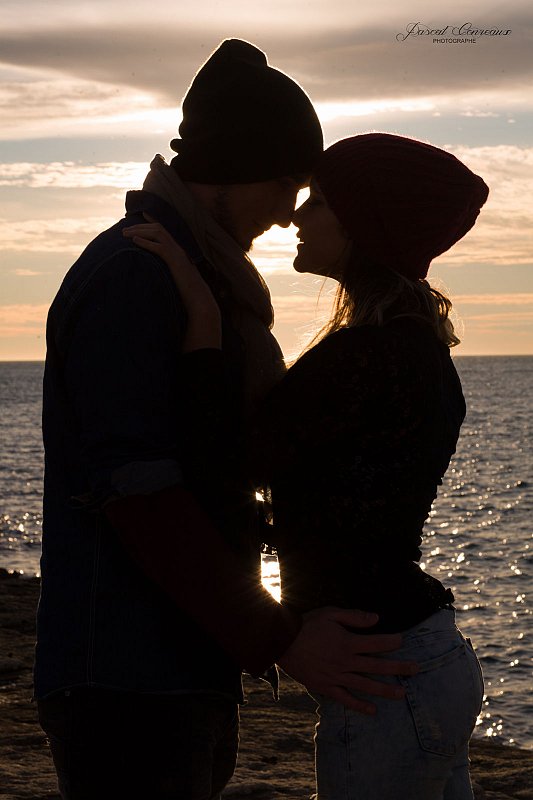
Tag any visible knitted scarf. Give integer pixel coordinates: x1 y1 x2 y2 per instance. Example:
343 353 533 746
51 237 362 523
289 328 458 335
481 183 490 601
142 155 286 410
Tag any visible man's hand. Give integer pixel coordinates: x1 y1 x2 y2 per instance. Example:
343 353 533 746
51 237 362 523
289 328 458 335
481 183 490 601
277 607 418 715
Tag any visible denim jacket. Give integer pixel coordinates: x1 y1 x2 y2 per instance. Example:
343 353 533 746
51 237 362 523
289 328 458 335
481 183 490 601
35 190 249 700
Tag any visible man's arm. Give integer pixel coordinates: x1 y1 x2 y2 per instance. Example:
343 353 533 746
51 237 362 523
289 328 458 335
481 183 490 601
106 483 416 715
105 483 300 675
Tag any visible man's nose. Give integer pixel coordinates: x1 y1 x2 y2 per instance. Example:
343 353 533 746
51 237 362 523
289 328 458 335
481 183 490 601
274 206 294 228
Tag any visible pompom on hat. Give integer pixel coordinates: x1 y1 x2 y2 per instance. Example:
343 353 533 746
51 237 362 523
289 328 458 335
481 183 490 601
314 133 489 280
170 39 323 184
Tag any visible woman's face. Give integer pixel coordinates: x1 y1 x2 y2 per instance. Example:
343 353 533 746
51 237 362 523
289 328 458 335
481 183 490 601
292 183 351 279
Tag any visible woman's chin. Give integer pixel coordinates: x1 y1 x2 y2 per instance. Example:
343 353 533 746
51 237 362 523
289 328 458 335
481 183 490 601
293 250 313 274
292 256 332 278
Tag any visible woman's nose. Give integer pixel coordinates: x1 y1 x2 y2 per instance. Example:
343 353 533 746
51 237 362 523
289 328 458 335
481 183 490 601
291 205 302 226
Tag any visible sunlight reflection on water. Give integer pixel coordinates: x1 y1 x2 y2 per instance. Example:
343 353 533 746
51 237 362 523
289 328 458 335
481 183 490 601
261 553 281 603
1 358 531 748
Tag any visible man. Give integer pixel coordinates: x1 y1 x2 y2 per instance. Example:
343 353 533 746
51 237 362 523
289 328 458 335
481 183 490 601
35 39 415 800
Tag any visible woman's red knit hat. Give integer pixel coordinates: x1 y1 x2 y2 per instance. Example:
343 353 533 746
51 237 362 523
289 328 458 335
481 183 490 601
314 133 489 280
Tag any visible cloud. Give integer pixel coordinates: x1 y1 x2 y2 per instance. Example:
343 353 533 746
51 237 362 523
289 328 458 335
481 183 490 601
268 290 533 357
0 0 527 31
0 6 532 112
460 111 500 118
2 10 532 148
0 68 177 140
270 293 335 323
0 303 48 336
0 216 116 253
1 144 531 266
12 269 43 276
1 0 531 359
452 294 533 340
0 161 147 189
429 145 533 267
461 310 533 341
454 293 533 305
466 311 533 322
281 27 533 107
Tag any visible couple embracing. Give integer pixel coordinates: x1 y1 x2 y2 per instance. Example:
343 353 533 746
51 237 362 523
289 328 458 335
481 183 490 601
36 38 488 800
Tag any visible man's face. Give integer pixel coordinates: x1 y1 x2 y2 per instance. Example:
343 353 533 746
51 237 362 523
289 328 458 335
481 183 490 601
212 177 308 251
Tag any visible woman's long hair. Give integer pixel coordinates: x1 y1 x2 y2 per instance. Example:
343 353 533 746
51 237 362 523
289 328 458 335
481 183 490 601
307 246 460 351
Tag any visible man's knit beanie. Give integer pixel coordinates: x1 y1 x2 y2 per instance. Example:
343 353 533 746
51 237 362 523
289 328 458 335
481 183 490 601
315 133 489 281
170 39 323 184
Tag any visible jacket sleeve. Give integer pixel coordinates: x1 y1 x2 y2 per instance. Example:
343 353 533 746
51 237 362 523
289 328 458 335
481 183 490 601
178 347 229 486
106 483 302 676
64 247 187 503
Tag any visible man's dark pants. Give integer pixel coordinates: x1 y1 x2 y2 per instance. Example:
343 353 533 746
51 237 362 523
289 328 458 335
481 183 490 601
38 689 239 800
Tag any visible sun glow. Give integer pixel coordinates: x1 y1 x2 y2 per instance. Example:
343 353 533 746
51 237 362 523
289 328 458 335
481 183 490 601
316 97 436 122
261 553 281 603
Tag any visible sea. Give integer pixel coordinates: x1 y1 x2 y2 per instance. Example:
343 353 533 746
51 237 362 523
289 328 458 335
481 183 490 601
0 357 531 749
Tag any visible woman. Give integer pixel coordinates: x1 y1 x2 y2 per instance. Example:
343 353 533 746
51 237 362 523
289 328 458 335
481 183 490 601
123 133 488 800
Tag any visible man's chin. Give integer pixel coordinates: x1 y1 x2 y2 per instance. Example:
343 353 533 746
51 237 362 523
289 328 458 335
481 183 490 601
226 230 254 252
239 236 255 253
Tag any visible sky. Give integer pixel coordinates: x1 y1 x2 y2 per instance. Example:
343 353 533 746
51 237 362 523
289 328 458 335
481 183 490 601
1 0 532 359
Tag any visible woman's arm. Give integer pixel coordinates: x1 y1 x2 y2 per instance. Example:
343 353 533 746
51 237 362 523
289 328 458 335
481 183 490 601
123 214 221 352
123 214 228 506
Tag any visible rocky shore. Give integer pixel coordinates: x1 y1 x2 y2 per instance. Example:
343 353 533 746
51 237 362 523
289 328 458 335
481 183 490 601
1 569 531 799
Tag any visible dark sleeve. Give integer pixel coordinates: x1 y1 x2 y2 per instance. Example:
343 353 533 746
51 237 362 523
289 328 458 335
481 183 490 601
64 248 186 503
178 348 229 481
106 484 302 676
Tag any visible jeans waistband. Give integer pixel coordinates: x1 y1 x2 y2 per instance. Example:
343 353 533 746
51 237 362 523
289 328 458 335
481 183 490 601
401 608 457 640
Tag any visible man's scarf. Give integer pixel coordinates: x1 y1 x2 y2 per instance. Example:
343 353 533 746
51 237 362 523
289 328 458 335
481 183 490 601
142 155 286 410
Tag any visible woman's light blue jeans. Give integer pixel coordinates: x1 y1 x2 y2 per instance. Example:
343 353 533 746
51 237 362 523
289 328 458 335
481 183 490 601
312 609 484 800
